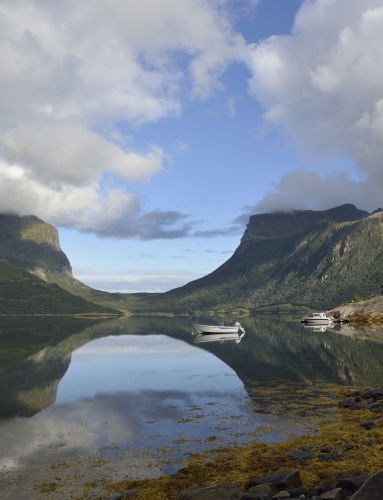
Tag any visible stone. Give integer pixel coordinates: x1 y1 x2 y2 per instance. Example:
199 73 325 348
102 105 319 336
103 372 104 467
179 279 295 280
340 443 354 452
318 452 337 461
287 449 313 460
246 483 276 497
350 471 383 499
361 389 383 400
287 487 310 497
336 475 368 493
360 420 375 430
319 488 346 499
177 483 242 500
339 397 359 409
248 471 301 490
272 491 290 498
320 446 332 453
313 483 336 495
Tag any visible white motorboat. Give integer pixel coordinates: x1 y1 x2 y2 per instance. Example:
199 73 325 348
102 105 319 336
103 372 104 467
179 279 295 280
301 312 334 325
193 331 246 344
192 321 245 334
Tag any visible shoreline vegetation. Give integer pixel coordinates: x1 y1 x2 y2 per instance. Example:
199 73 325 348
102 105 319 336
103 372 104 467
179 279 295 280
2 294 383 324
99 388 383 499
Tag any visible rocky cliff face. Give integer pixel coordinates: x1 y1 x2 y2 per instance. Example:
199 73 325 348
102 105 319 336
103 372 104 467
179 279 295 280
0 213 72 279
239 204 368 249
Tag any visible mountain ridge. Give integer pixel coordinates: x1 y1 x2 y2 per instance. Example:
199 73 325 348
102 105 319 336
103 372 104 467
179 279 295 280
0 204 382 315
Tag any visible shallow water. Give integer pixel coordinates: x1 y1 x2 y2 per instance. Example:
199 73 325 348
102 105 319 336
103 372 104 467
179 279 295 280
1 315 383 497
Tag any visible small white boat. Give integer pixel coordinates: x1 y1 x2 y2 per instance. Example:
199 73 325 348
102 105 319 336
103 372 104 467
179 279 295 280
301 312 334 325
193 331 246 344
192 321 245 334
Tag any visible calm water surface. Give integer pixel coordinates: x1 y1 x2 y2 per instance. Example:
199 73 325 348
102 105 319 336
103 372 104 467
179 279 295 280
1 316 383 497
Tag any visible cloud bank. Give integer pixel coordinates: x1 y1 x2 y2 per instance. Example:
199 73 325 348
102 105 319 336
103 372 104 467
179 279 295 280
248 0 383 213
0 0 247 238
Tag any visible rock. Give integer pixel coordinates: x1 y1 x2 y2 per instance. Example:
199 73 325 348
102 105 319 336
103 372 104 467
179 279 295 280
360 420 375 430
320 446 332 453
319 488 346 499
367 401 383 412
336 475 368 493
272 491 290 498
287 449 313 460
287 487 310 497
177 483 242 500
246 483 276 497
361 389 383 400
339 397 359 409
318 452 337 461
313 483 336 495
248 471 301 490
340 443 354 452
350 471 383 499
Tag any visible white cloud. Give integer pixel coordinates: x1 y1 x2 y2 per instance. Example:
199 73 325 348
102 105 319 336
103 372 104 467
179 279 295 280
0 0 247 237
248 0 383 212
1 125 163 185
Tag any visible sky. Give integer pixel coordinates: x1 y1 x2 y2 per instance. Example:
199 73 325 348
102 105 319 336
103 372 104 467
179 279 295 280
0 0 382 292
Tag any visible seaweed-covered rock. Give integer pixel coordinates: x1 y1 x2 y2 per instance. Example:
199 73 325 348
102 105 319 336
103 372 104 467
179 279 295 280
350 471 383 499
177 483 242 500
246 483 276 497
248 470 301 489
336 475 368 493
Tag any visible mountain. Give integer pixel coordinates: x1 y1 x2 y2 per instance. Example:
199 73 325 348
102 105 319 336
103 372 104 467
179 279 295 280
0 213 118 314
0 213 72 280
1 204 383 315
0 213 134 313
0 260 116 315
134 204 383 313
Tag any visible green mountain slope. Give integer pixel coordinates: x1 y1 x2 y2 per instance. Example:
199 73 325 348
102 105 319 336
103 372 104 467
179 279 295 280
0 213 136 312
134 204 383 313
1 204 382 315
0 260 116 315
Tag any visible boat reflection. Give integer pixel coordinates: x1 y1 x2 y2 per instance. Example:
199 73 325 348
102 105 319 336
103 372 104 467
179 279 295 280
192 330 246 344
301 324 328 333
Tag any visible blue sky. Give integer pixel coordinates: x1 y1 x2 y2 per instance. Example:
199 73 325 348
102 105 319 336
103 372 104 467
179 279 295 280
1 0 382 292
60 0 304 292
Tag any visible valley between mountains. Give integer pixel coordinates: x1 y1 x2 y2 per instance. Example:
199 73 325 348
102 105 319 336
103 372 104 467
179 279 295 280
1 204 383 319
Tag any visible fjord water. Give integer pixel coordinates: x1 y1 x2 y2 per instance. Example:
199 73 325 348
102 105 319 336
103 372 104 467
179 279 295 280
2 316 383 496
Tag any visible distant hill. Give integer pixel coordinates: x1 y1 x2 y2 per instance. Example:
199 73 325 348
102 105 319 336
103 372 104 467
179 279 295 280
133 204 383 313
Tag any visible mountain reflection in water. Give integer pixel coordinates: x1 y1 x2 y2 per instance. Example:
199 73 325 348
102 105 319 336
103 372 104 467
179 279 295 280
1 315 383 492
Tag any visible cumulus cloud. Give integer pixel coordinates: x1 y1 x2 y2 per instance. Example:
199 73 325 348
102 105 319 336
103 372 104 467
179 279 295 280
248 0 383 212
0 0 247 237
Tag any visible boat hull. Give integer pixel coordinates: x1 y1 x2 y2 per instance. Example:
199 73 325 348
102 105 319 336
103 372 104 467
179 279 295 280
301 318 332 325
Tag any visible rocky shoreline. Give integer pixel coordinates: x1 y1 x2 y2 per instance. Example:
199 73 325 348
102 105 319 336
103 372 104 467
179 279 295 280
329 295 383 324
175 469 382 499
106 387 383 500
